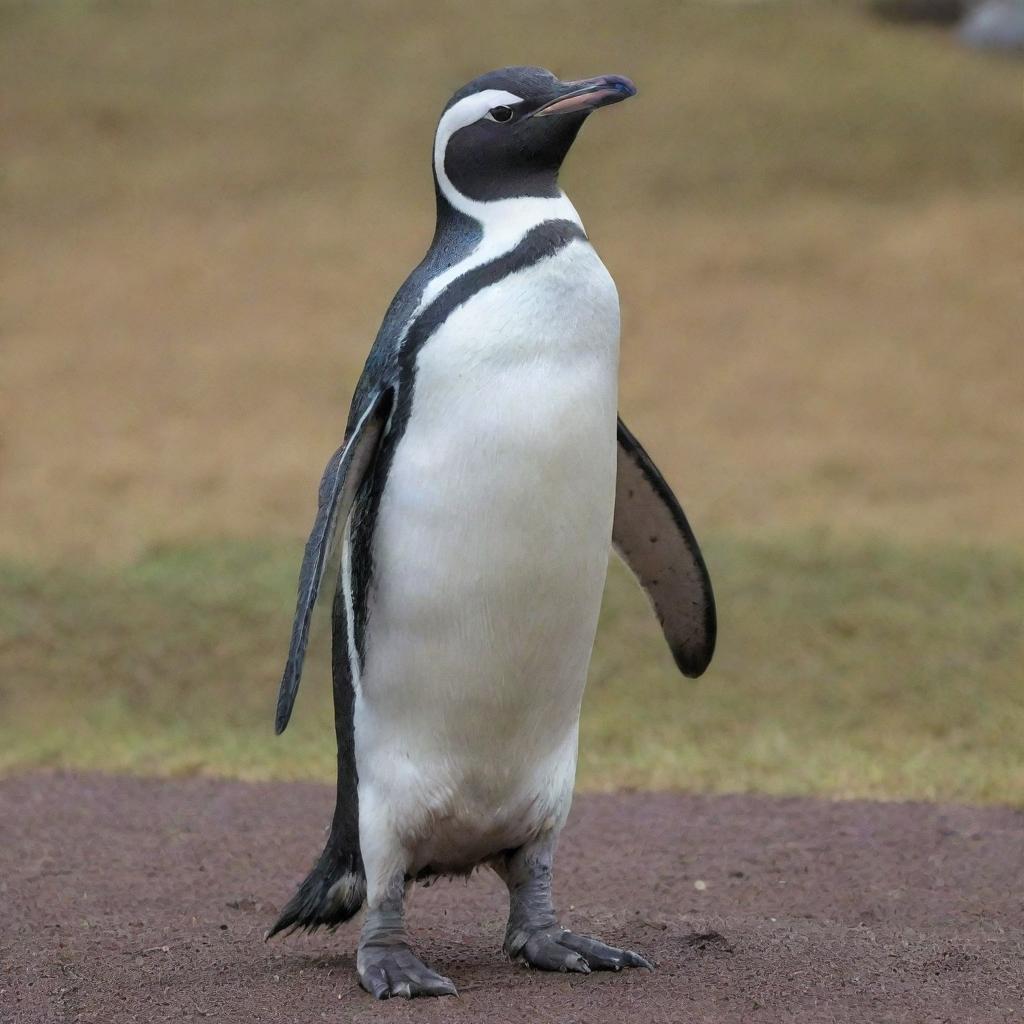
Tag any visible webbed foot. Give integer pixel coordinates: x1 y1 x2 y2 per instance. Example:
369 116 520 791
507 925 653 973
357 942 458 1000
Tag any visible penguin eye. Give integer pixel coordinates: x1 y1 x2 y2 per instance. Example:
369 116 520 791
486 105 514 124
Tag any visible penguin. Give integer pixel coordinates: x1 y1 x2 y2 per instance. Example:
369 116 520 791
267 66 716 999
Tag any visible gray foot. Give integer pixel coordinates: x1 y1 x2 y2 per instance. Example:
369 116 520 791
357 874 457 1000
357 943 458 1000
498 832 654 977
509 925 653 973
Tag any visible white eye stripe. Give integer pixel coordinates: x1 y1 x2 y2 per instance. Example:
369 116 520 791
437 89 523 140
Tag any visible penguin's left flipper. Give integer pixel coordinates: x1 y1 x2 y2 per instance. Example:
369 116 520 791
614 417 716 677
274 388 394 734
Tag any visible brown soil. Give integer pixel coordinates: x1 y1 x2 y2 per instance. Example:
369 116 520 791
4 774 1022 1023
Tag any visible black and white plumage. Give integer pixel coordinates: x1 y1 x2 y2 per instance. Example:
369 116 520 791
268 66 715 998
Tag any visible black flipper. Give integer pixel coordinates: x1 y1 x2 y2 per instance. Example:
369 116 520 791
613 417 716 677
267 389 393 939
266 583 367 938
274 388 393 735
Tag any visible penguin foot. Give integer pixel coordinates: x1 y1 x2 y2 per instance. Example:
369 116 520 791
508 925 654 973
357 943 458 1000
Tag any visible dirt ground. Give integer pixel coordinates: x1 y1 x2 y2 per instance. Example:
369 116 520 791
4 775 1022 1023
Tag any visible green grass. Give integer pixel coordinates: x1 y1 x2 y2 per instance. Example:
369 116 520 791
3 534 1022 804
2 2 1022 806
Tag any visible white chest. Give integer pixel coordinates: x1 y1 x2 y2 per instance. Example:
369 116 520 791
383 238 620 604
353 238 620 872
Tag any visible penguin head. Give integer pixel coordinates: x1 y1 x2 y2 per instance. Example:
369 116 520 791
434 66 636 204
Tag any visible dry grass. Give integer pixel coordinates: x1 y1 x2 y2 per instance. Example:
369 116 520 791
1 1 1022 798
3 535 1022 802
3 0 1023 562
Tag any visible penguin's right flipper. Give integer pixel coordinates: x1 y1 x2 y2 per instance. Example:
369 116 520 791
613 417 716 678
274 388 394 735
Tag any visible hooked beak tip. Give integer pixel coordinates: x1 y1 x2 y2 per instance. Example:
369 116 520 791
604 74 638 100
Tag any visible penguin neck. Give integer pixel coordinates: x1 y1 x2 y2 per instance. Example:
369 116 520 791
432 133 584 242
435 180 580 240
411 177 585 317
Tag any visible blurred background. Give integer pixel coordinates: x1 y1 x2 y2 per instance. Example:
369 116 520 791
2 0 1022 803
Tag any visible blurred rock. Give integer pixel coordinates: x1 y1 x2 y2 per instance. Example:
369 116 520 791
869 0 966 24
958 0 1024 51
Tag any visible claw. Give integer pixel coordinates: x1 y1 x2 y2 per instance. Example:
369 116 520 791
357 943 458 999
629 950 655 971
565 952 592 974
513 926 652 975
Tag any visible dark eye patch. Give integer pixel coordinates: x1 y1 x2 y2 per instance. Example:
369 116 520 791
488 105 514 123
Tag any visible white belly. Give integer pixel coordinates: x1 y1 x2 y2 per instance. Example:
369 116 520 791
353 239 620 882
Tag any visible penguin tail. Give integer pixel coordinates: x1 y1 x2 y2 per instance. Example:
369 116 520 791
266 842 366 940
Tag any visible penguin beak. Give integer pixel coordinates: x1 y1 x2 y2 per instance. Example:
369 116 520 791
530 75 637 118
